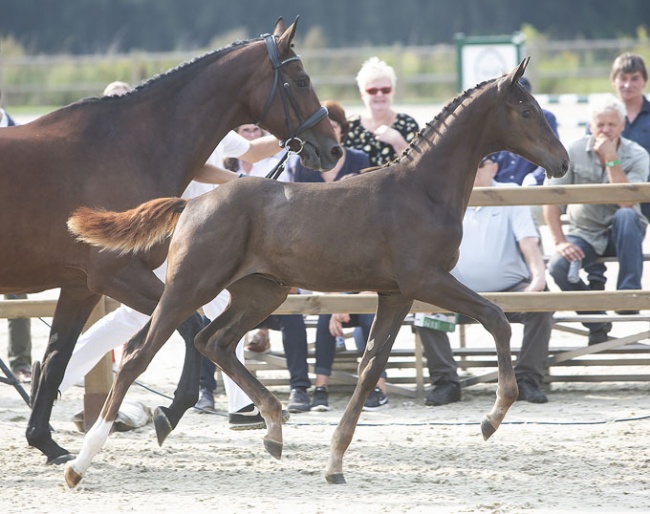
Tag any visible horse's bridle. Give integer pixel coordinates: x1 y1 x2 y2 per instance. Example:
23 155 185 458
257 33 329 179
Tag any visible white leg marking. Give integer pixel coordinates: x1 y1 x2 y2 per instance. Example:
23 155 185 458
67 417 113 476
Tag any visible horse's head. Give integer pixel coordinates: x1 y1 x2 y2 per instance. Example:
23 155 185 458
494 58 569 179
252 18 342 171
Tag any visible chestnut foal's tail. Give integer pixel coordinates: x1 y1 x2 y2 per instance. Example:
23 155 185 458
67 197 188 255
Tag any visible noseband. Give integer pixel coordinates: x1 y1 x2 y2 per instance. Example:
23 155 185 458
257 33 329 180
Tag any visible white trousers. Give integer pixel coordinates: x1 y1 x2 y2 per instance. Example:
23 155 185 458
60 287 251 413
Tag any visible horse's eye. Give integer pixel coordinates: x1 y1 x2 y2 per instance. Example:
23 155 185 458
522 110 532 119
297 78 309 88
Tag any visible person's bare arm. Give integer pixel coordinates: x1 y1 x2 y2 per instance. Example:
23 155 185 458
194 163 239 184
518 237 546 292
593 134 633 207
543 203 585 262
239 134 282 163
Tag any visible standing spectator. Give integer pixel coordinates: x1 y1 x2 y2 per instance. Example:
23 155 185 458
544 96 648 345
345 57 419 167
1 88 32 383
419 157 553 406
585 53 650 289
60 82 281 430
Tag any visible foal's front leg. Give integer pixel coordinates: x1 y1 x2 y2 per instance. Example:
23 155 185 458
326 294 412 485
414 273 517 439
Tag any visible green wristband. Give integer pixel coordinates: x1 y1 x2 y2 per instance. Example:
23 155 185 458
606 159 621 167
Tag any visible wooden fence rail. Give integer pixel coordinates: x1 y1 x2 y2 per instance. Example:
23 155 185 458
1 183 648 409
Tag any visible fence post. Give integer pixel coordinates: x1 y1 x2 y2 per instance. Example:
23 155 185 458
82 297 113 431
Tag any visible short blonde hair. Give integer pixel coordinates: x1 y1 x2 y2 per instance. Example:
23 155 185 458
356 57 396 92
103 81 131 97
590 95 626 122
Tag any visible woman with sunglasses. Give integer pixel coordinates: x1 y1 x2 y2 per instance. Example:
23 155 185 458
345 56 419 166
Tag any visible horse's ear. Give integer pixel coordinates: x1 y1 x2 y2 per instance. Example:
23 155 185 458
509 57 530 88
276 16 299 54
273 17 287 36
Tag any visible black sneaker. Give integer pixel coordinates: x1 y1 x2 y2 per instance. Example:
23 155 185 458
288 387 310 413
195 387 215 412
588 322 612 345
228 403 290 431
516 378 548 403
362 387 388 411
425 381 461 406
310 386 330 412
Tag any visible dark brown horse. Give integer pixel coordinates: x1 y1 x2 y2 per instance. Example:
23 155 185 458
64 58 569 487
0 18 340 465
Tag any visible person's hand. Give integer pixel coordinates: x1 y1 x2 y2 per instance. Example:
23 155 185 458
523 275 546 292
556 241 584 262
373 125 401 145
592 133 618 163
329 313 351 337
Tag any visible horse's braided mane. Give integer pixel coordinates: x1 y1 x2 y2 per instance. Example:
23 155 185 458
392 77 496 166
81 38 258 105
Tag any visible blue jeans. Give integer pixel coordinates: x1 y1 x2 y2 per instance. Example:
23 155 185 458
314 313 386 379
548 208 645 330
260 315 310 390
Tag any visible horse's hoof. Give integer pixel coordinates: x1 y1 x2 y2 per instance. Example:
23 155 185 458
64 463 82 489
481 415 497 441
263 437 283 460
326 473 347 485
45 453 74 466
153 407 173 446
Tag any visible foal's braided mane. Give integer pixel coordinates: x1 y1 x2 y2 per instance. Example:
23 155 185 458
393 77 496 166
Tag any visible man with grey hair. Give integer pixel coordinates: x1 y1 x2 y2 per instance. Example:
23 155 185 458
544 95 649 345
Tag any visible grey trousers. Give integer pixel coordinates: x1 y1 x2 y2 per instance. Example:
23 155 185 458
5 294 32 372
417 281 553 387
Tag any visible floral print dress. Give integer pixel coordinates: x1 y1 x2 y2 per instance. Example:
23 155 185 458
344 112 420 167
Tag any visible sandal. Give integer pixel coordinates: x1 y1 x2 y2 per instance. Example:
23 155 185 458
246 331 270 353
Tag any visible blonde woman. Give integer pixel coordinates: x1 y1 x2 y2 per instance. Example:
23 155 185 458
345 56 419 166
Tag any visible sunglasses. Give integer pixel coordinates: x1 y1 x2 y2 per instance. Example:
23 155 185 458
365 86 392 95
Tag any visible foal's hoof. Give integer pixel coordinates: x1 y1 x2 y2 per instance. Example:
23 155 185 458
326 473 347 485
64 463 82 489
263 437 283 460
46 453 74 466
153 407 173 446
481 415 497 441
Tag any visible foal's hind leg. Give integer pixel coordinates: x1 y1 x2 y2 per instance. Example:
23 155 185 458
65 300 199 488
326 293 412 485
194 276 290 460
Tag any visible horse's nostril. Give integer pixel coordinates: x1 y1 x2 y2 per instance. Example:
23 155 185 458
331 145 343 160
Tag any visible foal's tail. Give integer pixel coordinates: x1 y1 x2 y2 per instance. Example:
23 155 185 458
67 197 188 255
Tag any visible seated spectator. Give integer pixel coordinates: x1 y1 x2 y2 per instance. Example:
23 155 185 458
418 157 553 406
544 96 648 345
289 100 387 411
344 57 419 167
